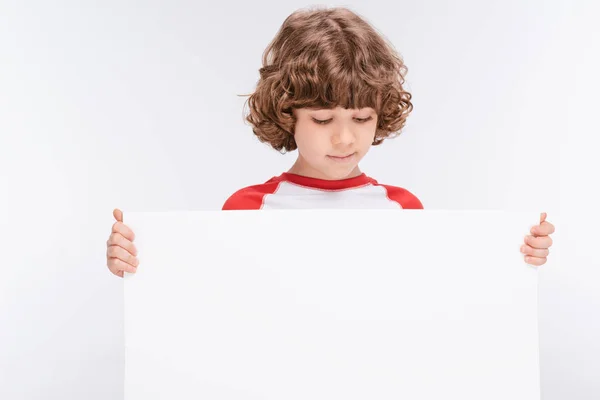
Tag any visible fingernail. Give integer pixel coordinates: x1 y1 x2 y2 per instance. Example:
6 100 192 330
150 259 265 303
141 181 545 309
520 245 526 253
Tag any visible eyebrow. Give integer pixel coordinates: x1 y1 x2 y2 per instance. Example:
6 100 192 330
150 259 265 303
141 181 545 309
309 110 374 117
308 107 374 113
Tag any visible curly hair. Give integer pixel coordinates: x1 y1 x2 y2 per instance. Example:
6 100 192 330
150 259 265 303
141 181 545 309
240 6 414 153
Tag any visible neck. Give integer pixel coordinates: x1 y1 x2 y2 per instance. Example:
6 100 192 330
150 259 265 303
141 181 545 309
287 154 362 180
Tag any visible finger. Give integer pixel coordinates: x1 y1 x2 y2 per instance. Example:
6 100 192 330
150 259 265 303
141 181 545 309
107 232 138 256
113 208 123 222
525 256 547 267
543 221 555 235
107 245 139 268
540 212 547 224
531 220 555 236
107 262 124 277
525 235 553 249
520 244 549 258
108 257 137 274
112 220 135 242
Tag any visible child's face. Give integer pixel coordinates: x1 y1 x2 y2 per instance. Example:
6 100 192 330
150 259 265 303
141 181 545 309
292 106 378 180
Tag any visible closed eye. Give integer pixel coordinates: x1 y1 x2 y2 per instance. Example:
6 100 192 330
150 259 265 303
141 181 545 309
312 116 373 125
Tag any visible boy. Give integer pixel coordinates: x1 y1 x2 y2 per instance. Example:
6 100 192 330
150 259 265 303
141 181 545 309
106 6 555 277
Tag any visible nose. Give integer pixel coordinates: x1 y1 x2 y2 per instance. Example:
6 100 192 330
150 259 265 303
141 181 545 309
331 124 355 146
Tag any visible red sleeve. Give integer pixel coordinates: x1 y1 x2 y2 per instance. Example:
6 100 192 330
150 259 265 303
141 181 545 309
221 181 281 210
380 185 424 209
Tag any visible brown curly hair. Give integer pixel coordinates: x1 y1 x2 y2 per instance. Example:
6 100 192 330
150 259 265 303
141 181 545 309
240 6 414 153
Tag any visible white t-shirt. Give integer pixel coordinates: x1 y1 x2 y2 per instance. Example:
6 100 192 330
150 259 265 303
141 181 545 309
222 172 423 210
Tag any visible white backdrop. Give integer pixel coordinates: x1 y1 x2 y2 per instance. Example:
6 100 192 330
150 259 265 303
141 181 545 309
0 0 598 399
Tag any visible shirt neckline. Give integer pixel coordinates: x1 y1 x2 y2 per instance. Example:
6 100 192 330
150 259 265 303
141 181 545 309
277 172 373 190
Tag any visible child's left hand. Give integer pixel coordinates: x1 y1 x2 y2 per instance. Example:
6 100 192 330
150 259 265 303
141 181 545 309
521 212 555 267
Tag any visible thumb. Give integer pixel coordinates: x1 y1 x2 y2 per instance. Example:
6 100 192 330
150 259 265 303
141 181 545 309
540 212 547 224
113 208 123 222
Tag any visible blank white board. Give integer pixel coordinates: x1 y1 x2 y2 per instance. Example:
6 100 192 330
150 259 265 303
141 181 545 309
123 210 540 400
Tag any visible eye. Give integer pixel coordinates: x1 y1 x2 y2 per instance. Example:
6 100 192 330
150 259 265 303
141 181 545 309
312 116 373 125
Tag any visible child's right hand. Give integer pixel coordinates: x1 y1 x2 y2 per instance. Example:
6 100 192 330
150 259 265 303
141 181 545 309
106 208 139 277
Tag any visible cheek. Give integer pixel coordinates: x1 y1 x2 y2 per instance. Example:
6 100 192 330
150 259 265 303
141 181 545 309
297 133 329 157
295 123 326 149
359 126 377 148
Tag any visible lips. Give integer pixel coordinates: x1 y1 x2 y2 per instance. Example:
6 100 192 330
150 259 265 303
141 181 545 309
327 153 356 161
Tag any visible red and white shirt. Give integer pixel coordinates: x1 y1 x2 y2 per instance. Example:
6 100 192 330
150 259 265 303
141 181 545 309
222 172 423 210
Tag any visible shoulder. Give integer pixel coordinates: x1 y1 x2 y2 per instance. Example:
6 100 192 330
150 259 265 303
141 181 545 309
367 178 424 209
221 176 284 210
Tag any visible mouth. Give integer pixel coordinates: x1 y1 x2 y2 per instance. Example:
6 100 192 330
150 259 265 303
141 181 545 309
327 152 356 162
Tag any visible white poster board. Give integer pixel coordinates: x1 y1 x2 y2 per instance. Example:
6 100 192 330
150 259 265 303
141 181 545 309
123 210 540 400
